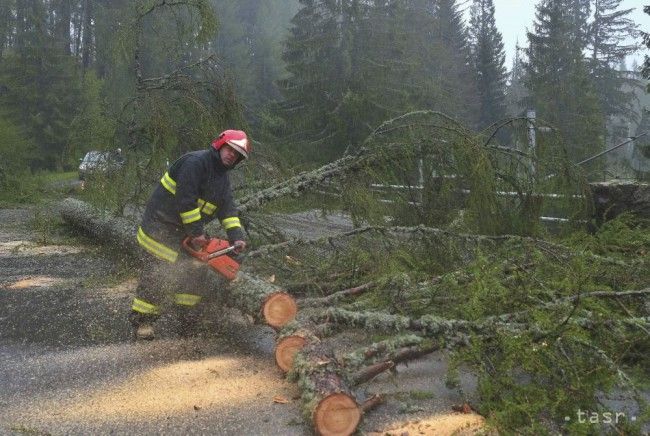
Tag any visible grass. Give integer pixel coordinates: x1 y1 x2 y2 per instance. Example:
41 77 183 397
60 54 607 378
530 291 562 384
0 170 79 206
40 170 78 184
409 390 436 400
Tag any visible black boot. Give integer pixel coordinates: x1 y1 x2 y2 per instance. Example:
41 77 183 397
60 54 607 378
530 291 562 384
129 311 159 341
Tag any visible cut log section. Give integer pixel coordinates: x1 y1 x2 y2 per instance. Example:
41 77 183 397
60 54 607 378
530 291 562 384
230 273 297 329
275 335 307 372
263 292 298 329
275 326 322 372
313 392 361 436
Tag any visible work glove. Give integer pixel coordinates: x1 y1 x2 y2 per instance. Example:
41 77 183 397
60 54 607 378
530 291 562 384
233 240 246 254
188 234 210 251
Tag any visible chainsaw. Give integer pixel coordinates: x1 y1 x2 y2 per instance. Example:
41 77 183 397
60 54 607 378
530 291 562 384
181 237 240 281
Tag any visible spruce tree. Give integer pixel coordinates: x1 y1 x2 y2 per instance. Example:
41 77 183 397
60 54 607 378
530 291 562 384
429 0 478 126
0 0 80 170
587 0 639 127
525 0 604 168
279 0 481 160
469 0 507 128
211 0 299 111
505 42 528 117
280 0 366 161
355 0 413 127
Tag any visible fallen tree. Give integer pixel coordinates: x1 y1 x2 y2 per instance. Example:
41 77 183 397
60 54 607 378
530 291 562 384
59 197 297 329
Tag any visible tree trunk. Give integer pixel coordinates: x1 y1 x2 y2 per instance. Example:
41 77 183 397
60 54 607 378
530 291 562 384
81 0 93 70
0 0 13 58
59 198 297 329
54 0 71 55
15 0 26 54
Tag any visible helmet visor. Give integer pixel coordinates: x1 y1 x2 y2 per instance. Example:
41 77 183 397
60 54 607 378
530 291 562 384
227 139 249 159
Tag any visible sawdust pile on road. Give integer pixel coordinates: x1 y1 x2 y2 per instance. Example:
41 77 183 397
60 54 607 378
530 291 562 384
367 413 488 436
0 240 84 256
40 353 296 422
6 276 68 289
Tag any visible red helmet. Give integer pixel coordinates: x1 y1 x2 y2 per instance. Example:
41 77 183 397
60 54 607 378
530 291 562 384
211 130 250 160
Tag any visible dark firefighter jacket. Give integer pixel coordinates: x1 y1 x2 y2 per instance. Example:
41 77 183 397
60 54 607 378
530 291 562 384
137 148 244 263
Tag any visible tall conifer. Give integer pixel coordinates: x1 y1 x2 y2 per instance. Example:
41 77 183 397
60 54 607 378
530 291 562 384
505 42 528 117
0 0 80 169
280 0 366 160
525 0 604 167
429 0 478 125
587 0 639 125
469 0 507 128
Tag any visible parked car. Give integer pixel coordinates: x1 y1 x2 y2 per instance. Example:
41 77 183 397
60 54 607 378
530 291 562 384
78 149 125 181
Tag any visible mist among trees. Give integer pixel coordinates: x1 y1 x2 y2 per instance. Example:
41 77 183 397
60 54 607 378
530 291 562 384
0 0 644 179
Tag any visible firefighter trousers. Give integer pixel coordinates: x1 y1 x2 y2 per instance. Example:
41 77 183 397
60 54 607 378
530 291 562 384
130 226 210 325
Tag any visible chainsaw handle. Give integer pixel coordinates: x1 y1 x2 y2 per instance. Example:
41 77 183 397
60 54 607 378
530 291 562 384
207 245 237 259
182 236 237 261
182 236 209 261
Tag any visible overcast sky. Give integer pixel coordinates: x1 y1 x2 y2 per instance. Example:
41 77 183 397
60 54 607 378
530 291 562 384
464 0 649 70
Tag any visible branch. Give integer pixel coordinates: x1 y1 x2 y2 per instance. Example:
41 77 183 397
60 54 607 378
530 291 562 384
238 153 369 213
298 282 376 308
492 288 650 323
138 54 217 90
350 342 441 385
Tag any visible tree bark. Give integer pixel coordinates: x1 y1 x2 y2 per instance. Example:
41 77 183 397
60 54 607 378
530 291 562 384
339 334 432 369
81 0 93 70
350 342 441 385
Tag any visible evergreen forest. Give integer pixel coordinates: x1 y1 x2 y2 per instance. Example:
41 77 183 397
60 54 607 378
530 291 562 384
0 1 649 434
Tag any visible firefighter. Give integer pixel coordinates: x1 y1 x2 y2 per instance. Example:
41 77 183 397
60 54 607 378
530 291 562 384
130 130 250 340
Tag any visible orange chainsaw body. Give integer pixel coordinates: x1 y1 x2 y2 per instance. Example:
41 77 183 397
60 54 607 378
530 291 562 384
182 237 240 281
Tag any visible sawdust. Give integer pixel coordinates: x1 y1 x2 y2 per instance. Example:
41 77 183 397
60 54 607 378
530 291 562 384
0 240 84 256
367 413 488 436
5 276 68 289
43 354 294 422
96 278 138 295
